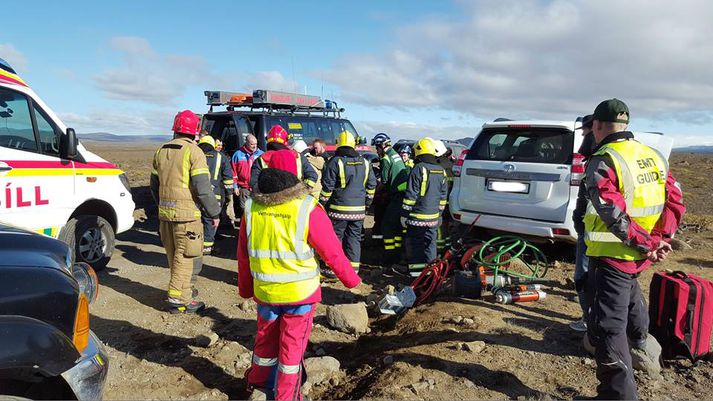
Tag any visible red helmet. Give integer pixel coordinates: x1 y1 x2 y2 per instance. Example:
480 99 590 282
172 110 201 137
267 125 289 144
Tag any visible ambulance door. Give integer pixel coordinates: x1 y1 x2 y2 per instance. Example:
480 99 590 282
0 87 75 236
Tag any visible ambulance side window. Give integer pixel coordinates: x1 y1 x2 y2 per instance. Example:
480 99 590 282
0 88 38 152
33 105 61 156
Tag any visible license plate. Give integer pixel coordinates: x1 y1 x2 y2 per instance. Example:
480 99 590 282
487 180 530 194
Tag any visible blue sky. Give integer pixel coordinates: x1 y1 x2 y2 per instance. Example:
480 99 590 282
2 0 713 146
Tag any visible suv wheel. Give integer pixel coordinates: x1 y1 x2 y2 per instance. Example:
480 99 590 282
59 215 115 271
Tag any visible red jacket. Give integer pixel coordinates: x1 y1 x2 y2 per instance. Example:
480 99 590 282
232 146 263 190
584 133 686 273
238 192 361 305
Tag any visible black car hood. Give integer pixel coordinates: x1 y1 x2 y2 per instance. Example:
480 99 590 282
0 224 72 271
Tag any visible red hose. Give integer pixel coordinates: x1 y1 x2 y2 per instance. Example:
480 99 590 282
411 252 454 306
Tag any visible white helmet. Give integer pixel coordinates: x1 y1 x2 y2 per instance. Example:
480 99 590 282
292 139 308 153
433 139 448 157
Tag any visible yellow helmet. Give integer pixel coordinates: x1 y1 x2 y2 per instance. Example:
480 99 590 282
337 130 356 148
414 137 436 156
198 135 216 148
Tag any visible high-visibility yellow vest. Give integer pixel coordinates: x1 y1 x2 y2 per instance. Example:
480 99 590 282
584 139 668 260
245 195 320 303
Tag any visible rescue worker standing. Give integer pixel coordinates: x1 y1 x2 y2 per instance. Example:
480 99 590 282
320 131 377 272
150 110 221 314
583 99 685 400
197 135 233 255
250 125 318 191
371 133 409 267
399 137 448 277
238 151 361 401
399 145 415 169
232 134 263 222
433 140 453 255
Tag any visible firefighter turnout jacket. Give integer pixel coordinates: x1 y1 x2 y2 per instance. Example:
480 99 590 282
150 136 222 221
402 155 448 226
381 147 409 194
319 147 377 220
199 143 233 206
584 136 667 261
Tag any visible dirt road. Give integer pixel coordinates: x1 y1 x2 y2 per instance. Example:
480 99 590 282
88 144 713 400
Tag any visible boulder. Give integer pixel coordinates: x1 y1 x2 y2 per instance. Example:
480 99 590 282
670 238 693 250
304 356 341 385
463 340 486 354
196 331 220 348
326 303 369 334
631 335 662 375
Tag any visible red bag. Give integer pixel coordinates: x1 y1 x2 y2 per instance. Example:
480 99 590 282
649 270 713 361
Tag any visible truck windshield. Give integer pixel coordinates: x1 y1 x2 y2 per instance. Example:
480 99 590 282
264 117 358 145
467 128 573 164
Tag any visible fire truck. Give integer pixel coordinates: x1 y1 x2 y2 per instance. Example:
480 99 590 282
202 89 375 158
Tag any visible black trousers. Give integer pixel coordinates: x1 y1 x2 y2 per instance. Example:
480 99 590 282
331 219 363 269
405 224 438 277
381 192 405 265
587 258 648 400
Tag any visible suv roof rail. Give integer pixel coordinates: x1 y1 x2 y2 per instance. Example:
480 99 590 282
204 89 344 118
494 117 512 122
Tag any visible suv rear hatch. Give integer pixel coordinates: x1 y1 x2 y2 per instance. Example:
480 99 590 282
459 125 575 223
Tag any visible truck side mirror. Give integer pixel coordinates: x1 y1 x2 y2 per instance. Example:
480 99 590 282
61 128 78 160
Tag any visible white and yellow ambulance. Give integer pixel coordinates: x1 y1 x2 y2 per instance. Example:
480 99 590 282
0 58 134 270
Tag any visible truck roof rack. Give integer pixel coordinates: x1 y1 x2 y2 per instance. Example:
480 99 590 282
204 89 345 118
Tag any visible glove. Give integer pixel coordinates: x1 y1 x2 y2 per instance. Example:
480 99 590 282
400 216 407 228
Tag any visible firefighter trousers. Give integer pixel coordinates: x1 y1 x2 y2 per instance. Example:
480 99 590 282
587 258 648 400
248 303 315 401
159 220 204 304
381 192 405 266
405 224 438 277
331 219 363 270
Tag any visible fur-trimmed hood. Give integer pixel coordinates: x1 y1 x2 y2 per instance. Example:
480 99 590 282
252 182 311 206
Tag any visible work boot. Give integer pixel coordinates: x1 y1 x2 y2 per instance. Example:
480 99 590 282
321 269 337 280
385 264 409 277
168 299 206 314
569 318 587 332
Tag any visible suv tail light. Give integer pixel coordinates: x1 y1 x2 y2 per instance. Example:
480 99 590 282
571 153 585 186
453 150 469 177
73 294 90 352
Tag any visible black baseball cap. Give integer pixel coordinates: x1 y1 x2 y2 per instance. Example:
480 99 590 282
580 114 593 129
593 98 629 123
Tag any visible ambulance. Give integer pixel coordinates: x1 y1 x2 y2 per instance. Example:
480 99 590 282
0 58 134 270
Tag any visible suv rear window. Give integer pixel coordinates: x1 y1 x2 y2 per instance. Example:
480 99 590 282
467 128 573 164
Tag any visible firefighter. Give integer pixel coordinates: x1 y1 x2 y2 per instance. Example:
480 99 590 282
319 131 377 272
249 125 318 191
371 132 409 268
197 135 233 255
238 151 361 401
150 110 221 314
398 137 448 277
399 145 415 169
582 99 685 400
433 140 453 255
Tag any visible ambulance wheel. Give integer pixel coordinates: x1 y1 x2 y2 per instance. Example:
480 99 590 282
59 215 115 271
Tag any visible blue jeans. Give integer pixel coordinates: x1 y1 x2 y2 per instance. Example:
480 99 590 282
574 235 590 318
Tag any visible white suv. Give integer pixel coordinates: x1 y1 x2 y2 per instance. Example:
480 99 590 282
449 120 673 243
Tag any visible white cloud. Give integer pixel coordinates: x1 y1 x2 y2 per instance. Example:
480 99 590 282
318 0 713 124
0 43 28 72
92 36 233 105
59 109 175 135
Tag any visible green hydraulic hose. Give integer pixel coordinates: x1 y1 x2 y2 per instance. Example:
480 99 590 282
475 235 548 282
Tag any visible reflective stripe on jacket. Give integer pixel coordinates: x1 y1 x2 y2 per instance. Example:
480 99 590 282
320 154 377 220
151 137 221 222
402 161 448 225
584 139 667 260
380 147 409 193
245 195 320 303
203 148 233 204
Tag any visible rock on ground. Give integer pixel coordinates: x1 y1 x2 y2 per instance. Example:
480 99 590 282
670 238 693 250
631 335 662 375
463 340 486 353
326 303 369 334
196 331 220 348
304 356 341 385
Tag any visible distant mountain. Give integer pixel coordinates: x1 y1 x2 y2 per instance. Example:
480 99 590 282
673 145 713 154
78 132 171 143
